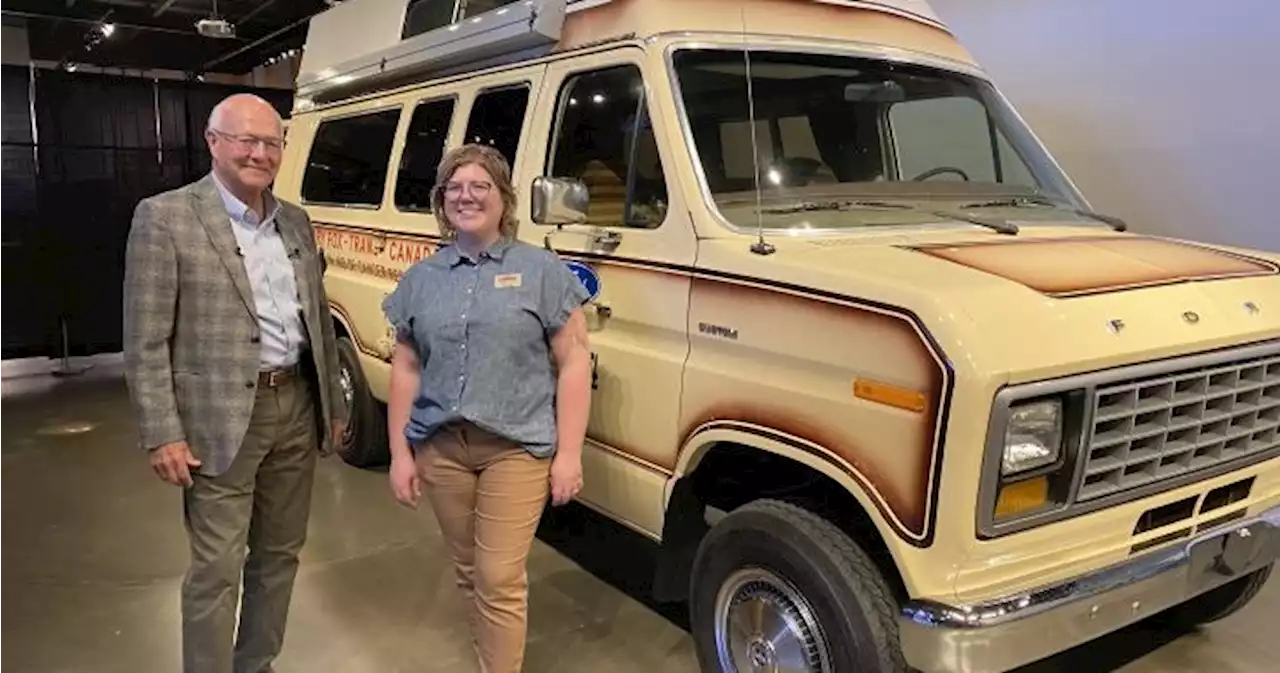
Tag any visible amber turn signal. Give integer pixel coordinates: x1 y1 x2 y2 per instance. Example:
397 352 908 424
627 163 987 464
853 379 927 413
994 475 1049 518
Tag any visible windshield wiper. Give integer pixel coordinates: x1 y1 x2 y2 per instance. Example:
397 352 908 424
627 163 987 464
928 208 1019 235
759 199 1019 235
759 200 912 215
961 196 1128 232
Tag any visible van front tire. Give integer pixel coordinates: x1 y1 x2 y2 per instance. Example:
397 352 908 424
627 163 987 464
1155 562 1272 629
335 335 389 467
689 499 906 673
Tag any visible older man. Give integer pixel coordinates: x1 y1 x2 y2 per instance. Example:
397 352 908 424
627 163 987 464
122 93 346 673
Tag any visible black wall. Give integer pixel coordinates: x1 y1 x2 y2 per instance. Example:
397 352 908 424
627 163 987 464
1 65 292 361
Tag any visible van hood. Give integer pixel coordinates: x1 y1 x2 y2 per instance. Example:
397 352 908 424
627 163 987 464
905 234 1278 298
702 227 1280 382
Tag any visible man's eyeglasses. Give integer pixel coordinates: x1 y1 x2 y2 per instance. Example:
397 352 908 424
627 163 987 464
210 129 284 154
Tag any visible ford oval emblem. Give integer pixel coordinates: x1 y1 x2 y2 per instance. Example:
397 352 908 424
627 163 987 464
565 260 601 303
1182 311 1200 324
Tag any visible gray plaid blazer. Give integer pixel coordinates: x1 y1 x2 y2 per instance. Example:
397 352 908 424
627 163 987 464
122 173 347 475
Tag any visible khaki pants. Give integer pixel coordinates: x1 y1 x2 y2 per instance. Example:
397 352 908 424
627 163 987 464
181 376 318 673
418 422 552 673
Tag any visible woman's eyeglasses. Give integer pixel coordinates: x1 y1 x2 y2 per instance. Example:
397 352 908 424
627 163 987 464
442 181 493 199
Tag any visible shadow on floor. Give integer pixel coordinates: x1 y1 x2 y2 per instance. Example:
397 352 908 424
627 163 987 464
536 502 690 631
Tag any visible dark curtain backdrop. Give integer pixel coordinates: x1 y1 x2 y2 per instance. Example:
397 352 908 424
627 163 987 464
0 65 292 360
2 65 42 361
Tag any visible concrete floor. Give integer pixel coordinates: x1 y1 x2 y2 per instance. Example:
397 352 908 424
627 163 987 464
3 361 1278 673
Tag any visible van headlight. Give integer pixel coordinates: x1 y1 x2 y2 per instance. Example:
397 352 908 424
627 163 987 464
985 387 1085 534
1002 399 1064 475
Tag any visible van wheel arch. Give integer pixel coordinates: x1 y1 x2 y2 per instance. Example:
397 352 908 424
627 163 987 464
653 440 908 606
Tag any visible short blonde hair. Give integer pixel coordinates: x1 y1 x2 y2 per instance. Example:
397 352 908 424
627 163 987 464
431 143 520 241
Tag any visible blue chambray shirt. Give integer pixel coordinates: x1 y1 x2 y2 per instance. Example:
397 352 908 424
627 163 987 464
382 238 590 458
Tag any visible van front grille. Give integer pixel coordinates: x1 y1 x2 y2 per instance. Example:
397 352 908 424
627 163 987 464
1078 352 1280 501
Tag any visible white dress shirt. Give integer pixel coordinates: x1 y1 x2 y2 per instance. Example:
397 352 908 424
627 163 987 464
211 174 308 369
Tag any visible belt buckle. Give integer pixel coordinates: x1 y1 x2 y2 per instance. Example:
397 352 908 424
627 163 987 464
264 370 281 388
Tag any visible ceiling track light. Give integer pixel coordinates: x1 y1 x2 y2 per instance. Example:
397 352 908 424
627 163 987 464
261 46 303 69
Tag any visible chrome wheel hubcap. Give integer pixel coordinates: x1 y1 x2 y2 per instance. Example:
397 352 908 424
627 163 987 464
713 567 831 673
338 364 355 441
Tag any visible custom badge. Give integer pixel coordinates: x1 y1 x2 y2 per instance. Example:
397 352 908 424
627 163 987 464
494 273 523 288
564 260 601 303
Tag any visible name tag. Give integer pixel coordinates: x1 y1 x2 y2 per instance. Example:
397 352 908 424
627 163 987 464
494 273 523 289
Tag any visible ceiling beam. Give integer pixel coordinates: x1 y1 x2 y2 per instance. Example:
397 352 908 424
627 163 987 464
0 8 197 36
93 0 206 15
2 0 226 33
201 12 311 71
152 0 180 17
238 0 282 25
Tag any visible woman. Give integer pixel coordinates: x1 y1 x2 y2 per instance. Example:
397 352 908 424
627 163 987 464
382 143 592 673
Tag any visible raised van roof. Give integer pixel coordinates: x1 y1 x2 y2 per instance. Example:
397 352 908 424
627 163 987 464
294 0 969 112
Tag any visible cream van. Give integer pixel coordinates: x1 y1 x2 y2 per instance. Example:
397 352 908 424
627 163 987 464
274 0 1280 671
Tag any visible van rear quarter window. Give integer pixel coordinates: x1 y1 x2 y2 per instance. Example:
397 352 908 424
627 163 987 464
395 97 457 212
301 108 401 207
463 85 530 169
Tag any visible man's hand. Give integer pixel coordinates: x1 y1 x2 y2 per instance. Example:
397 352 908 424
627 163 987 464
549 451 583 506
150 441 202 487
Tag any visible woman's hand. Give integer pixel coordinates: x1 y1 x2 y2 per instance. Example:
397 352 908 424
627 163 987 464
548 307 590 507
549 452 583 506
386 339 422 509
389 454 421 508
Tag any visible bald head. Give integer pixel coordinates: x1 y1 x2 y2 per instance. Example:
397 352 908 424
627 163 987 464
205 93 285 201
207 93 282 136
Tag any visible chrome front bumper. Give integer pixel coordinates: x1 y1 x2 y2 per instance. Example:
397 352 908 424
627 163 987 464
898 504 1280 673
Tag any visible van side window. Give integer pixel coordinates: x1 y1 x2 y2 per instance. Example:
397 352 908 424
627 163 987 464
402 0 522 38
301 108 401 207
395 97 456 212
463 85 530 168
401 0 457 38
547 65 668 229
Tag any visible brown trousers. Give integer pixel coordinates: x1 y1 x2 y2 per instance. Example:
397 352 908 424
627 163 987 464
181 375 318 673
417 422 552 673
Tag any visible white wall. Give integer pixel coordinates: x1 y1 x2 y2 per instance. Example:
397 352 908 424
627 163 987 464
930 0 1279 252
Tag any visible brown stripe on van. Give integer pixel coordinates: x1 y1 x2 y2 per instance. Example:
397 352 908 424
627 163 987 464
679 278 946 539
327 299 387 361
680 405 927 536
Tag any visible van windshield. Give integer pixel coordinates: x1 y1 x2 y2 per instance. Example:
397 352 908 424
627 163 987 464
670 48 1090 232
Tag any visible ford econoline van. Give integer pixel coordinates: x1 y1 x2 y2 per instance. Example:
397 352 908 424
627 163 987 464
274 1 1280 671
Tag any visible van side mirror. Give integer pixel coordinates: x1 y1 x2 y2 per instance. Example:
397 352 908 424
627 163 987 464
531 176 590 226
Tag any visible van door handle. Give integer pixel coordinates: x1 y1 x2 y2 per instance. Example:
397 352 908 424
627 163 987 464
590 230 622 249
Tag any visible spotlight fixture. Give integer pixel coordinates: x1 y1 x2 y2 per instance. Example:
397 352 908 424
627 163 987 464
196 17 236 39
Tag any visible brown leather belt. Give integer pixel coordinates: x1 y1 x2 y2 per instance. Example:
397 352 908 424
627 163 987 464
258 364 300 388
